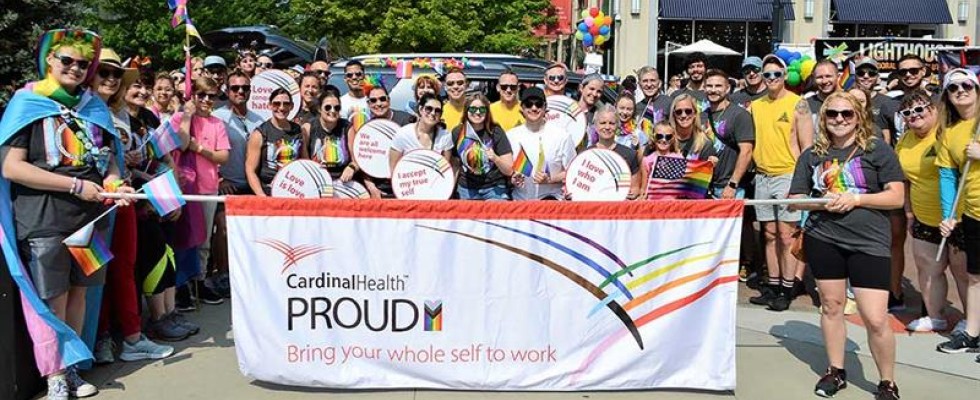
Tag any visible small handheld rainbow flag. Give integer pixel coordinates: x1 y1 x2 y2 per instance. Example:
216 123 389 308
143 169 186 216
63 221 114 276
646 156 714 199
839 59 856 90
512 147 534 176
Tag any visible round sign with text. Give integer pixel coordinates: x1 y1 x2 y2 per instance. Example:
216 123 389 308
391 150 456 200
352 119 400 179
546 95 588 147
249 70 302 122
564 149 632 201
332 180 371 199
270 160 334 199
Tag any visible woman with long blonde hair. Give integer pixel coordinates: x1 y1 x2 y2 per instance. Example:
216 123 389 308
669 94 716 162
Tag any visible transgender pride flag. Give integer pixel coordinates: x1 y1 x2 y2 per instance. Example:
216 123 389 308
143 169 186 216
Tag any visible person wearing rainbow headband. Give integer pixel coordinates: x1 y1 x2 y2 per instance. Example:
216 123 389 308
0 28 134 400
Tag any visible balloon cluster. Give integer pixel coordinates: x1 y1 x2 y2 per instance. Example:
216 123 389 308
575 7 613 49
774 48 816 88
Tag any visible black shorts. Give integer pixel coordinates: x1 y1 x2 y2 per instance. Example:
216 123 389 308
961 215 980 275
802 234 891 290
135 218 176 295
911 218 966 249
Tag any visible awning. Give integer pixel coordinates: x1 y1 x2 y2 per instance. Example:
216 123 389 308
667 40 742 56
831 0 952 25
659 0 795 22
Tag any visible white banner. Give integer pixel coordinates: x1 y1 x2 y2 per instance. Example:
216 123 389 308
227 198 743 391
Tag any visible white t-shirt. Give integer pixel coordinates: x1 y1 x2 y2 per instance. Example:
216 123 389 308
507 123 577 200
340 93 369 121
390 123 452 153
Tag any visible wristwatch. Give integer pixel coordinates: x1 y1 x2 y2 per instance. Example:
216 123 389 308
727 181 738 189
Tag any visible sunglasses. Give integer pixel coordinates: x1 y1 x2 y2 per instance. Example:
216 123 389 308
468 106 488 115
195 92 219 101
899 105 929 118
257 62 274 68
206 67 226 75
499 84 519 91
446 79 466 87
824 109 856 120
97 68 125 80
762 71 784 80
673 108 694 117
345 72 364 79
655 133 673 141
856 69 878 77
741 66 760 75
313 70 329 76
947 81 977 93
546 74 566 83
522 99 545 109
53 54 91 71
271 101 293 108
228 85 250 93
422 105 443 115
368 96 389 104
322 104 342 112
897 67 922 76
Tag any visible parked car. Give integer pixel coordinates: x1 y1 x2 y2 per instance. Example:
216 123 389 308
203 25 328 67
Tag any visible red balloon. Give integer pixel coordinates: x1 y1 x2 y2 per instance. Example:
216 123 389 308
589 7 599 17
589 25 600 36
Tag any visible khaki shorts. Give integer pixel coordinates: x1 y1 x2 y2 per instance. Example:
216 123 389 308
754 173 802 223
19 236 107 300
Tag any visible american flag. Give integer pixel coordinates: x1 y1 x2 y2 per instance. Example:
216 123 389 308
646 156 713 200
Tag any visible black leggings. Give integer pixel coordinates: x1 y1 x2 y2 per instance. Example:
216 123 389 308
802 234 890 290
961 215 980 275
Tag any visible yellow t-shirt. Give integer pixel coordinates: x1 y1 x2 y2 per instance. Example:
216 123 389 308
751 92 801 176
490 101 524 132
936 118 980 219
896 128 943 226
442 101 465 132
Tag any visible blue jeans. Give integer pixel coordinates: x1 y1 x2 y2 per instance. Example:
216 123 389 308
457 185 510 200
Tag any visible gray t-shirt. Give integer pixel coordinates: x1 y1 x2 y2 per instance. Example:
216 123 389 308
703 104 755 189
213 107 263 188
789 139 905 257
730 87 768 110
635 94 674 125
870 94 899 137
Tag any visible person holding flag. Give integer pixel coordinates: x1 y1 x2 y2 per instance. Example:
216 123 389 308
508 87 576 200
388 93 453 173
0 29 135 400
450 94 514 200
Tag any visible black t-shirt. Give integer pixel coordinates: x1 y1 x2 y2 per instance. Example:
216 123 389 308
635 94 674 125
730 87 768 110
255 120 303 186
308 118 352 180
678 136 716 162
871 94 898 135
590 143 640 175
127 108 162 187
390 110 416 127
451 125 513 189
789 139 905 257
295 109 317 126
702 104 755 188
3 117 113 240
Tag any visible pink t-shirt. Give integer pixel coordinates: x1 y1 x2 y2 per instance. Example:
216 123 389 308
170 112 230 195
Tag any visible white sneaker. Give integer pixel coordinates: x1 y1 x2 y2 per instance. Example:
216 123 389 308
46 375 69 400
66 366 98 398
905 316 948 332
119 334 175 361
94 337 114 364
953 319 968 334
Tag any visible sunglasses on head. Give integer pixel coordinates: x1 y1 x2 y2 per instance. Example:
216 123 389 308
673 108 694 117
257 62 274 68
546 74 566 83
900 105 929 118
946 81 977 93
762 71 784 80
228 85 250 93
271 100 293 108
195 92 219 101
446 79 466 87
53 54 91 71
97 67 125 80
421 105 443 115
897 67 922 76
655 133 673 141
468 106 488 115
522 99 545 109
322 104 342 112
824 109 855 120
368 96 389 104
345 71 364 79
499 84 518 91
856 68 878 77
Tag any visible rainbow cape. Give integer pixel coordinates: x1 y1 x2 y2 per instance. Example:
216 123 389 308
0 87 118 375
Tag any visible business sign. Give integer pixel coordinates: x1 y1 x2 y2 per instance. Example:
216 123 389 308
814 37 967 74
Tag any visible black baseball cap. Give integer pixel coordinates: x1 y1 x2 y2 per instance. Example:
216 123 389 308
521 86 546 102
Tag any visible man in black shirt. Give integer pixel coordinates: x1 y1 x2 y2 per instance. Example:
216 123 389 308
634 66 673 125
730 56 768 110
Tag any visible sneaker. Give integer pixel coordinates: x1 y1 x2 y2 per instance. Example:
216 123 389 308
176 285 196 312
792 279 807 299
767 291 792 312
936 331 980 354
952 319 967 334
906 317 948 332
94 337 115 365
119 334 175 361
147 316 191 342
66 366 98 398
47 375 69 400
209 273 232 298
843 298 858 316
814 366 847 398
749 284 777 306
197 283 225 305
887 293 905 313
875 380 900 400
170 311 200 335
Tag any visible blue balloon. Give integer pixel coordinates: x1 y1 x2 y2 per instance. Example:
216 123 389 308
578 22 589 33
775 48 791 59
599 25 610 35
583 33 594 46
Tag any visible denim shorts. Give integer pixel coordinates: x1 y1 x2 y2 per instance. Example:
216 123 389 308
457 184 510 201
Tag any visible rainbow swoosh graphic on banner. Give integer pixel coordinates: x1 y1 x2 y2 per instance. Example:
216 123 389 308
424 300 443 331
403 151 452 178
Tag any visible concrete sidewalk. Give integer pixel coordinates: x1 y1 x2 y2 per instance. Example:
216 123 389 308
65 293 978 400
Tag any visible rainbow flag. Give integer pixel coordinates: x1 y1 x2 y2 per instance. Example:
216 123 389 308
170 0 188 27
512 147 534 176
350 108 370 132
646 156 713 199
457 124 489 175
148 118 184 155
839 59 855 90
396 60 413 79
143 169 186 216
63 224 114 277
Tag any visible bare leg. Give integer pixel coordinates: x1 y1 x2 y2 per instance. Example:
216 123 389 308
966 273 980 337
889 212 907 298
816 279 848 368
762 222 780 282
948 247 970 312
913 239 949 319
65 286 87 335
776 221 798 283
853 287 896 382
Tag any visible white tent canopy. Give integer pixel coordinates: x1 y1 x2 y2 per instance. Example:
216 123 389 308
665 39 741 56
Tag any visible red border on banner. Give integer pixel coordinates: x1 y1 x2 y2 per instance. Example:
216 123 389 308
226 197 745 220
